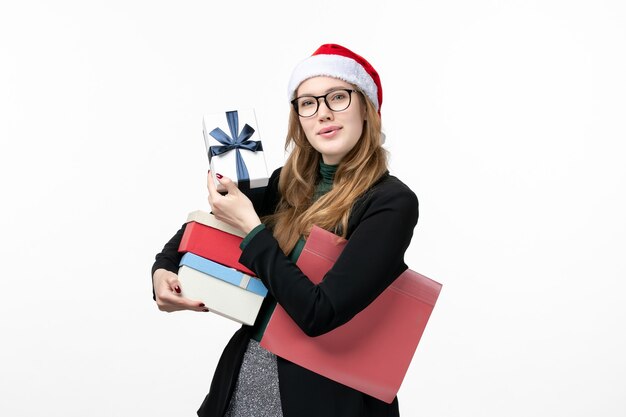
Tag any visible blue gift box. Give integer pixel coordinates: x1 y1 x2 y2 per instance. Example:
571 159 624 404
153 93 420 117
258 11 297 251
178 252 268 325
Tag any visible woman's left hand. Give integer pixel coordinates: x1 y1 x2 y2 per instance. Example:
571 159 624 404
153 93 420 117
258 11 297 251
207 171 262 234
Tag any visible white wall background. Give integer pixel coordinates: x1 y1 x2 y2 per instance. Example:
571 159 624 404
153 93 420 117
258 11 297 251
1 1 624 416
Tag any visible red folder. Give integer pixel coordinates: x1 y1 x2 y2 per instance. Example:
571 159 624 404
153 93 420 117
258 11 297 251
260 225 442 403
178 221 256 276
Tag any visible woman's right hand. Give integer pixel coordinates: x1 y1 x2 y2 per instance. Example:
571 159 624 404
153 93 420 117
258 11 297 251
152 268 209 313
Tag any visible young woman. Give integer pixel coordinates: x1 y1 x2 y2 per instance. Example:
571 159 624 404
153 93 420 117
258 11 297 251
152 44 419 417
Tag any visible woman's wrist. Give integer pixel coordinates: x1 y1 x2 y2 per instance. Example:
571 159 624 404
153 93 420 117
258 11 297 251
241 218 262 235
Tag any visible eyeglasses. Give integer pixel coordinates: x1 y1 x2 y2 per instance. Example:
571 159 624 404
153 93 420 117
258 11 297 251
291 89 357 118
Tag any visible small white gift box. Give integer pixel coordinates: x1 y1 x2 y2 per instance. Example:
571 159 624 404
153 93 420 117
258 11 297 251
202 109 269 192
178 252 268 326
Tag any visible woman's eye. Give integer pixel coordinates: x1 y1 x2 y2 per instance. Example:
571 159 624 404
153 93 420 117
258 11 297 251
330 92 346 101
300 99 314 107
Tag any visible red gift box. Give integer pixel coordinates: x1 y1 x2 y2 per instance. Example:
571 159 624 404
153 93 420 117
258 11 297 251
178 220 255 276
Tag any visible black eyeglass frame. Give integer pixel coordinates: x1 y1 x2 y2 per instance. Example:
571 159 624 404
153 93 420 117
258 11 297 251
291 89 358 118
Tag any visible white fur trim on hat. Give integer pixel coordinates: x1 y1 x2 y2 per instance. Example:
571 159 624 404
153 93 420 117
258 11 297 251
288 54 379 111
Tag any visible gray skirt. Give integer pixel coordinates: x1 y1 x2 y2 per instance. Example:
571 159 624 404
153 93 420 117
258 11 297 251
223 339 284 417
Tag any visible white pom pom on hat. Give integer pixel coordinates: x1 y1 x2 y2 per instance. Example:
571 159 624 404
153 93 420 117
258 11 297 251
288 43 383 115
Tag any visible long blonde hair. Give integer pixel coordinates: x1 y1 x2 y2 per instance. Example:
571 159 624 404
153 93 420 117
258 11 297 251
265 92 389 254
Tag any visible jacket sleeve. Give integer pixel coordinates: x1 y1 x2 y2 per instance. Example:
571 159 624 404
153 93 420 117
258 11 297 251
151 224 186 277
239 181 419 337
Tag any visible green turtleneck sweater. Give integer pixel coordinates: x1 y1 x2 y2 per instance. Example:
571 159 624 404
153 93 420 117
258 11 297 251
241 161 337 342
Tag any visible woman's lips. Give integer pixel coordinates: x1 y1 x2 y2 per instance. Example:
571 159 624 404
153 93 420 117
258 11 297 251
318 126 342 138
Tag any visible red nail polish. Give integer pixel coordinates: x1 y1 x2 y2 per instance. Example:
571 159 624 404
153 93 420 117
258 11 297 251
216 173 223 179
175 286 181 294
203 309 209 312
199 303 205 307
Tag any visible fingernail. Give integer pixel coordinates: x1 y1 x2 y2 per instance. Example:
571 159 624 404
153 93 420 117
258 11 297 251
216 173 223 179
203 309 209 312
175 286 181 294
199 303 205 307
207 169 211 174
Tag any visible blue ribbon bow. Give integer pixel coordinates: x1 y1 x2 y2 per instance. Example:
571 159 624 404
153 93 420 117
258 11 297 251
208 111 263 186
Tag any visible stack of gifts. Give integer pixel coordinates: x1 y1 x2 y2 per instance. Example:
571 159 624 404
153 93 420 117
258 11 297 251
175 108 271 325
176 210 268 326
202 108 269 201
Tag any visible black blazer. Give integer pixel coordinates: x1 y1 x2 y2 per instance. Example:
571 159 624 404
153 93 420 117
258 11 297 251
152 167 419 417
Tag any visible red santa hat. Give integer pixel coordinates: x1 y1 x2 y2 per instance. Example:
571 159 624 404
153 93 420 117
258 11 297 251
288 43 383 114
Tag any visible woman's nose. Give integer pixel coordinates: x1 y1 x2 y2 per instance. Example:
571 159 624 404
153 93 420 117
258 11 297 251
317 98 333 120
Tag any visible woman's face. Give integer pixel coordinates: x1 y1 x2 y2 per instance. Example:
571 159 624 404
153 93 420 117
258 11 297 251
296 76 365 165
